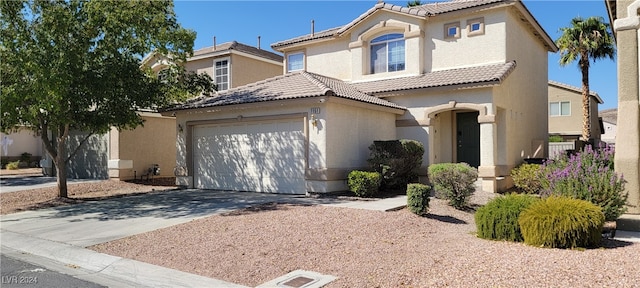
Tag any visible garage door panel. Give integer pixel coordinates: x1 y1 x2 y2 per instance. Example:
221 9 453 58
194 118 305 194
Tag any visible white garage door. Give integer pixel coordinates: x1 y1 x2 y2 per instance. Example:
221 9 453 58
193 119 306 194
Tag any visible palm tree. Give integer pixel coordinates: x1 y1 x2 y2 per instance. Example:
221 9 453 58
556 16 614 142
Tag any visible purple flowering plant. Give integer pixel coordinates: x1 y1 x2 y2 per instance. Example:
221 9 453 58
540 144 627 221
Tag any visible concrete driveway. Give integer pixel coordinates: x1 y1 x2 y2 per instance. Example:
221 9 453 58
0 189 345 247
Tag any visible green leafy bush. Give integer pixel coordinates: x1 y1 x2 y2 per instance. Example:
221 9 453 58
407 183 431 215
6 160 20 170
541 144 627 221
348 170 382 198
549 135 563 142
518 196 604 249
428 163 477 209
511 164 543 194
475 194 539 242
368 139 424 189
20 152 32 163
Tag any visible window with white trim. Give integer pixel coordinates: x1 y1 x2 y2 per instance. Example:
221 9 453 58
550 101 570 116
467 17 485 36
444 22 461 39
370 33 405 74
214 58 229 91
287 52 304 72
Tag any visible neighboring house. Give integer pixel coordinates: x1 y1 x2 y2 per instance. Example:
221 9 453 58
0 129 42 166
606 0 640 220
56 41 283 180
163 0 557 194
599 108 617 145
548 80 603 142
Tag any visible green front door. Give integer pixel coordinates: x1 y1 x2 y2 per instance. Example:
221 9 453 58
456 111 480 168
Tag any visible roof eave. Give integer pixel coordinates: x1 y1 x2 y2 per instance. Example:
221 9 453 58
513 1 559 52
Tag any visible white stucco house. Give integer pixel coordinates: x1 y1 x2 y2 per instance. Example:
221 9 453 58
163 0 557 194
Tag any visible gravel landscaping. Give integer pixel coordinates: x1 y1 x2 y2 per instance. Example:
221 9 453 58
90 192 640 288
3 171 638 287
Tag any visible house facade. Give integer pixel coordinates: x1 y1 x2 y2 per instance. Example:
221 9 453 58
61 42 283 180
606 0 640 222
548 81 603 142
165 0 556 194
599 108 617 144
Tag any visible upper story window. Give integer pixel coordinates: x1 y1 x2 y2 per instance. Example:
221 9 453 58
370 33 405 74
550 101 570 116
214 58 229 91
287 52 304 72
444 22 461 39
467 17 485 36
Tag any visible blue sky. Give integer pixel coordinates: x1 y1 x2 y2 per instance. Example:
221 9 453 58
174 0 618 110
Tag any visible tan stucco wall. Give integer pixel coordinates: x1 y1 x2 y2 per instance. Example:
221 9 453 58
112 114 177 180
492 9 549 168
184 53 282 89
548 85 602 139
427 9 507 72
613 0 640 214
1 129 42 157
230 54 282 87
302 38 352 80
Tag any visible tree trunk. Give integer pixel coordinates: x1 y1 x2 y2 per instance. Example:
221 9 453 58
55 129 69 198
580 54 591 141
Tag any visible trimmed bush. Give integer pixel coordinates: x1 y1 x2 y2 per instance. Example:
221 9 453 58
348 170 382 198
475 194 539 242
407 183 431 215
428 163 478 209
518 196 604 249
367 139 424 190
541 144 627 221
6 160 20 170
511 164 543 194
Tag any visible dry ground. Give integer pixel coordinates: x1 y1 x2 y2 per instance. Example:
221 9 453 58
2 170 638 287
0 170 175 215
90 198 640 288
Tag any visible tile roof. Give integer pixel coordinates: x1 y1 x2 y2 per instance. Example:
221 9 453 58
272 0 508 49
548 80 603 103
353 61 517 94
164 72 406 112
192 41 283 63
599 108 617 125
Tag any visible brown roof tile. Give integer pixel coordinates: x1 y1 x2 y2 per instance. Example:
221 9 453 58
548 80 603 103
272 0 508 49
353 61 516 94
599 108 617 124
165 72 405 112
193 41 283 63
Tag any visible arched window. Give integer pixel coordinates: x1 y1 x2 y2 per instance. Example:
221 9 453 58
370 33 405 74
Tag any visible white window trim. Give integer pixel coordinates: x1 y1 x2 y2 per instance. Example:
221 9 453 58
286 52 305 73
369 33 406 74
444 22 461 39
467 17 485 36
213 57 231 91
549 101 571 116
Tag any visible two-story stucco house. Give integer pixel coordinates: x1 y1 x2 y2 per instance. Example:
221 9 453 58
548 80 603 142
164 0 557 194
55 41 283 180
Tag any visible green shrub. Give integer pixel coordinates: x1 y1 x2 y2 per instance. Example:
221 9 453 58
549 135 564 142
428 163 477 209
511 164 543 194
541 144 627 221
518 196 604 249
6 160 20 170
407 183 431 215
368 139 424 190
20 152 32 163
475 194 539 242
348 170 382 198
